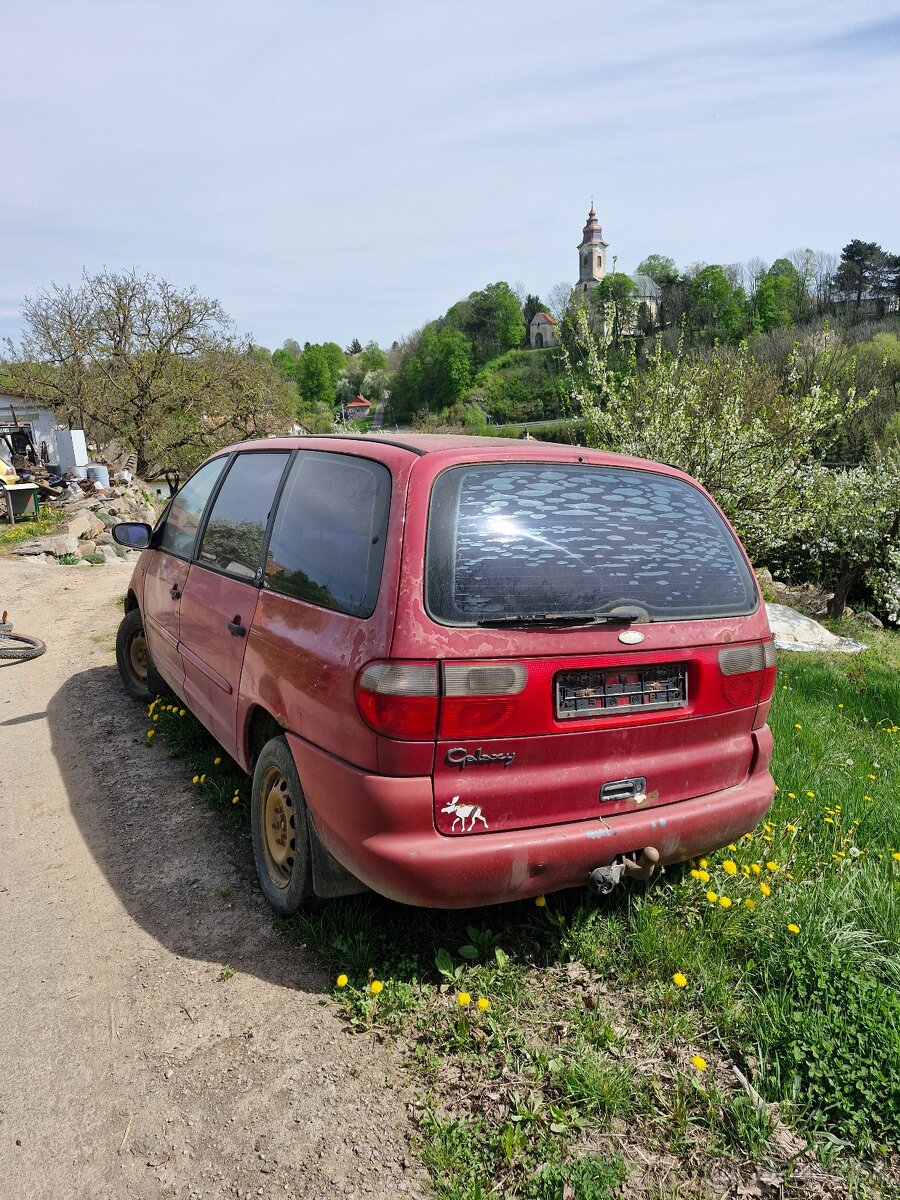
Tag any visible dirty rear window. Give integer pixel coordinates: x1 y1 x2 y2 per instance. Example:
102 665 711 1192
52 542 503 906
425 464 757 624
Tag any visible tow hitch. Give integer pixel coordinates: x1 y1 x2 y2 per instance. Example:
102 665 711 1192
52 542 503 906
588 846 660 896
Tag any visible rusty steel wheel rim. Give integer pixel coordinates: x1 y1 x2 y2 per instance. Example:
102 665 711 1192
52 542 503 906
261 765 295 887
129 629 148 681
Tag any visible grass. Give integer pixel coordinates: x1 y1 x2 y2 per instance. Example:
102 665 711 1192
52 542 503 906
0 505 66 546
148 628 900 1198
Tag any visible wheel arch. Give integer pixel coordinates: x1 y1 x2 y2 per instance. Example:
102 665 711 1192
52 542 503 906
123 588 140 614
244 704 285 772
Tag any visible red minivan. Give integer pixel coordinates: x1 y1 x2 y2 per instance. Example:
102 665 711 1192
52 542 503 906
114 434 776 912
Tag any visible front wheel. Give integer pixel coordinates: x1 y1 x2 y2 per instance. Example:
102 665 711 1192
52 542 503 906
251 736 314 915
115 608 151 700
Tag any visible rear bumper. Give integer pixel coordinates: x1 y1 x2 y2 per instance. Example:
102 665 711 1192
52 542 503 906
287 727 775 909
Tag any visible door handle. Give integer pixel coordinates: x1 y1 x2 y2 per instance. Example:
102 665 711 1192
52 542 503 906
228 617 246 638
170 584 181 599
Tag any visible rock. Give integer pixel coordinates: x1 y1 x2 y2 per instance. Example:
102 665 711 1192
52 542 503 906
12 534 78 558
78 541 97 557
754 567 773 586
854 611 884 630
765 603 866 654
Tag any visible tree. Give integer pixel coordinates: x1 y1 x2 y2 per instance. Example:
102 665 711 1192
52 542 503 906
346 338 363 355
590 273 637 346
835 240 883 308
6 269 294 477
687 265 747 341
389 325 472 422
546 281 574 322
636 254 678 288
295 345 336 407
444 282 524 367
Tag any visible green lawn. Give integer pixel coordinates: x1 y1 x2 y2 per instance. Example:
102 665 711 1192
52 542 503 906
151 628 900 1198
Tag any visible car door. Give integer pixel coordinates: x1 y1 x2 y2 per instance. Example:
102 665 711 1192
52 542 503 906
142 457 229 692
177 450 291 757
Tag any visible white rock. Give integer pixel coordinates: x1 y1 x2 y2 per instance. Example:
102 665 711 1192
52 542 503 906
765 603 866 654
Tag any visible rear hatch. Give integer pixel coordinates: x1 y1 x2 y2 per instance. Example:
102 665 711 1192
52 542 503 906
382 455 775 835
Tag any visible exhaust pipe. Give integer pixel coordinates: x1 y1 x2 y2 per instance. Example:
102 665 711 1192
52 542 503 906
588 846 660 896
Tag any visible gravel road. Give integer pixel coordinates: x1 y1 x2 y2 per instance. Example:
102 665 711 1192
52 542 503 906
0 557 428 1200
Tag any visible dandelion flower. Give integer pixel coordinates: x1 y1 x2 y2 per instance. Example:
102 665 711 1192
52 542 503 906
690 1055 708 1072
699 859 708 869
892 852 900 862
838 703 844 709
369 980 383 995
806 791 815 798
477 997 490 1012
727 843 738 852
824 817 834 825
690 869 701 880
868 774 877 781
759 882 771 897
697 869 710 883
751 864 762 875
535 895 546 908
231 796 239 805
722 860 738 875
179 709 185 717
336 974 348 988
744 898 756 910
787 793 796 799
192 775 199 784
146 729 155 739
786 824 798 833
787 924 800 935
794 723 802 731
706 891 718 903
457 992 472 1007
214 756 222 765
719 896 733 909
672 972 687 988
766 861 779 873
199 774 206 784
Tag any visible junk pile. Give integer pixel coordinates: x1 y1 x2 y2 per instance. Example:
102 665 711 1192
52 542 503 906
2 438 164 566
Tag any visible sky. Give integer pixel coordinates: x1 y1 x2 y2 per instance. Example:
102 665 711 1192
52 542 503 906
2 0 899 353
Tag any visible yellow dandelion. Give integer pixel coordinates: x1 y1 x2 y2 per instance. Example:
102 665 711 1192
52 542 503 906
892 852 900 862
152 713 159 722
727 843 738 851
192 775 199 784
786 824 798 833
690 1055 708 1072
794 723 802 730
751 863 762 875
744 898 756 910
336 974 348 988
534 895 546 908
231 796 239 805
477 997 490 1012
766 861 779 873
837 703 843 709
146 729 155 739
806 791 815 798
179 709 185 717
741 865 751 877
690 869 701 880
868 774 877 781
722 860 738 875
199 774 206 784
369 980 383 995
787 924 800 935
699 859 708 868
697 869 710 883
214 756 222 765
719 896 733 908
706 891 718 903
824 817 834 825
787 792 796 799
457 992 472 1007
759 882 771 897
672 972 687 988
864 795 873 802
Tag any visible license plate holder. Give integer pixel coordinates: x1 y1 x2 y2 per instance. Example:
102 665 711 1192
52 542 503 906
555 664 687 719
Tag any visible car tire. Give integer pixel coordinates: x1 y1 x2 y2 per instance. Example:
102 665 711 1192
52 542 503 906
115 608 152 701
251 735 314 915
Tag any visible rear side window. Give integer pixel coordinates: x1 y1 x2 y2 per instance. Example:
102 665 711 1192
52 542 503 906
264 452 391 617
197 452 290 579
158 457 228 559
426 464 757 624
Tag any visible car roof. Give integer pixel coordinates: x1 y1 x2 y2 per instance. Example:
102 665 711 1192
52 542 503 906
218 433 689 478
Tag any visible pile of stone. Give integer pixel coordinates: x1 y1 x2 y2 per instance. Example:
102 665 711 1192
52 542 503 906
10 481 163 567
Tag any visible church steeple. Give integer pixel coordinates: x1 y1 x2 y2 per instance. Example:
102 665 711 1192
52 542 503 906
576 203 608 289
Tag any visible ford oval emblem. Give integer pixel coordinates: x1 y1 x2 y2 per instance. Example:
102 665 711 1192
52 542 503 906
618 630 645 645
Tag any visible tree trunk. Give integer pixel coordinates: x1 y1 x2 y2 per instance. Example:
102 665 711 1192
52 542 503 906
827 569 858 619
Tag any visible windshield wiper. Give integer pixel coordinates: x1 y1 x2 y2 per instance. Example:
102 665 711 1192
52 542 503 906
476 605 648 628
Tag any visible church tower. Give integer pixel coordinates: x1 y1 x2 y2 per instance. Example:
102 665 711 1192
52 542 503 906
575 204 608 298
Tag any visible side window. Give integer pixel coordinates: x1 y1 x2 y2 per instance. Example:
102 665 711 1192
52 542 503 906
157 458 229 559
264 452 391 617
197 452 290 580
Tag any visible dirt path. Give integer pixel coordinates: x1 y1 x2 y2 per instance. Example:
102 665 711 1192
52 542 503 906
0 557 428 1200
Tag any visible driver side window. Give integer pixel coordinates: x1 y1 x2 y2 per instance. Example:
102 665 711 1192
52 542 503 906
158 457 228 559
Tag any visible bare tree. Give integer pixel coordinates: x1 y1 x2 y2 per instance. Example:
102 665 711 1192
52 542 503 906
7 268 294 476
546 281 575 322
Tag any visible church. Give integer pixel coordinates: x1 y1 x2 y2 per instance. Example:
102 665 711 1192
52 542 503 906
529 205 661 348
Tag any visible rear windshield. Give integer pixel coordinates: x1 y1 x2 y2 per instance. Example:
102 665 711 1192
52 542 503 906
426 463 757 624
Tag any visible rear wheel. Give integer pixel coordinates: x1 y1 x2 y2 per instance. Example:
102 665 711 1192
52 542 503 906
251 736 313 915
115 609 151 700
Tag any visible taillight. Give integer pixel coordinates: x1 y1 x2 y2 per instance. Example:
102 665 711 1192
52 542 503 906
718 640 777 709
355 661 439 740
440 662 528 738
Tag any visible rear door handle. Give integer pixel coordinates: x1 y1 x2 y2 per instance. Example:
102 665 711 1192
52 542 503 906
228 617 246 638
170 584 181 599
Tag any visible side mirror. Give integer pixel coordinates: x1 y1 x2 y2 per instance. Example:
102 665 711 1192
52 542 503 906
112 521 152 549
